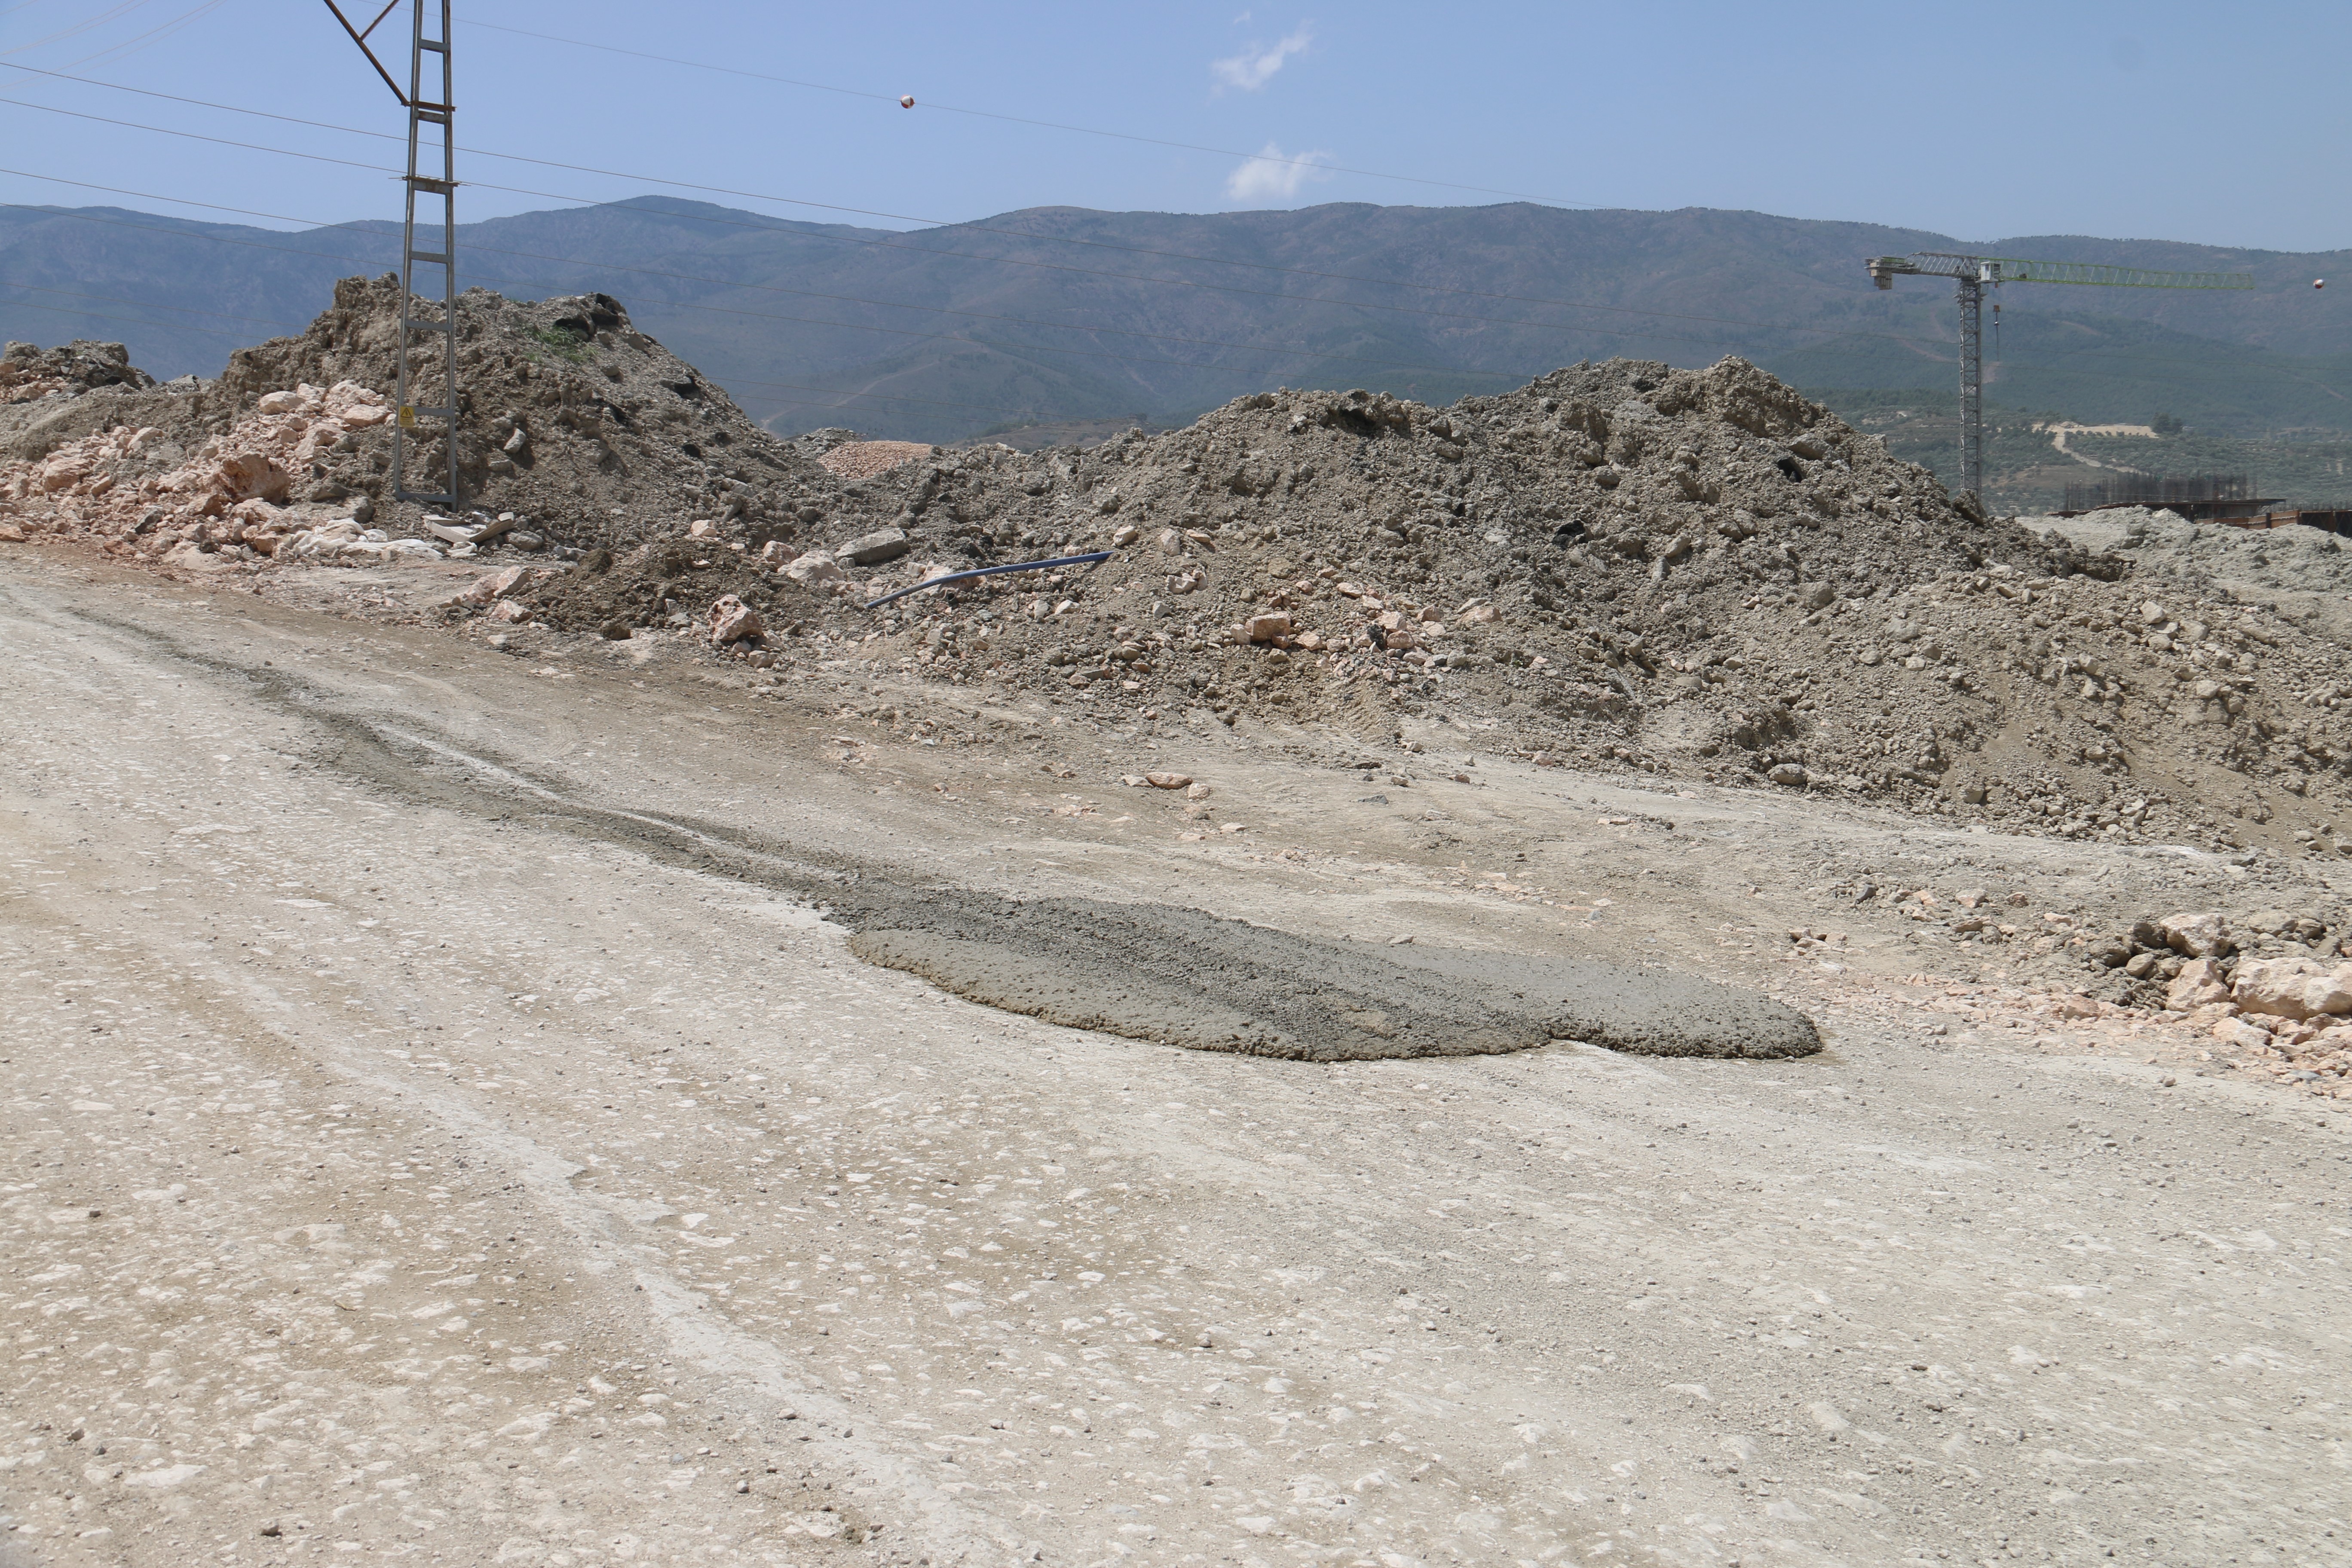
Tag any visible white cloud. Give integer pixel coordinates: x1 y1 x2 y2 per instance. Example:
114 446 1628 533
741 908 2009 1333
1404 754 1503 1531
1224 142 1334 203
1211 23 1314 92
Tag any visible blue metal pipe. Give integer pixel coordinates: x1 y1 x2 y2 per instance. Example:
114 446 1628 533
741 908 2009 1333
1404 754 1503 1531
859 551 1113 610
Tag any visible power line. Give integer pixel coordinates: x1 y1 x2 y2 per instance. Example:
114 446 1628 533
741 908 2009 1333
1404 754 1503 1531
4 181 2300 400
453 17 1610 212
7 20 2278 420
0 0 156 58
0 0 230 85
0 94 2307 392
56 56 2250 398
1 96 394 174
0 60 2308 389
1 171 1928 389
64 0 230 74
0 132 1951 392
0 100 1609 354
0 65 1953 349
0 297 254 336
0 169 1556 382
0 277 303 327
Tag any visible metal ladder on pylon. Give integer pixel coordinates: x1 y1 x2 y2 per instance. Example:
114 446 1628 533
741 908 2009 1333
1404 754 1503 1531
393 0 459 507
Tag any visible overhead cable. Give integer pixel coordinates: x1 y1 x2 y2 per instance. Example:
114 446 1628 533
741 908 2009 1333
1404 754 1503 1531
0 66 1954 347
0 297 255 336
52 58 2267 399
2 183 2283 395
0 168 1553 382
0 276 304 327
0 62 2300 383
453 17 1608 211
0 100 2295 389
0 0 156 58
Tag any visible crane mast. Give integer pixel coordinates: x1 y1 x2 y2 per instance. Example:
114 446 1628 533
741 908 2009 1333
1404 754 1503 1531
1865 252 2254 505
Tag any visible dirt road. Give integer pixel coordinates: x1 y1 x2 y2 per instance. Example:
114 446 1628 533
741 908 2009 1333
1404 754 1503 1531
4 554 2347 1568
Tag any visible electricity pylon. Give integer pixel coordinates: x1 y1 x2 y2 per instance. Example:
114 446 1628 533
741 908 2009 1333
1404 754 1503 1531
1865 253 2253 503
324 0 461 508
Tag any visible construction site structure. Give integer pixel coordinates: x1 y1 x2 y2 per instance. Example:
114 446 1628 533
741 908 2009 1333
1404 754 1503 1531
324 0 461 508
1865 253 2254 503
2060 473 2278 521
2230 508 2352 535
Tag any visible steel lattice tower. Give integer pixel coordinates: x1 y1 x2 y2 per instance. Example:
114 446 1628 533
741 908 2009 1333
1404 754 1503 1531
325 0 462 508
394 0 459 506
1953 272 1982 499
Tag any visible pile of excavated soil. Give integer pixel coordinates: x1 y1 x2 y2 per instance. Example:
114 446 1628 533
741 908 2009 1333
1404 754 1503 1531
0 276 861 562
2062 902 2352 1048
758 360 2352 861
1 338 154 404
522 537 834 641
0 377 401 566
14 280 2352 867
201 276 855 550
2039 505 2352 601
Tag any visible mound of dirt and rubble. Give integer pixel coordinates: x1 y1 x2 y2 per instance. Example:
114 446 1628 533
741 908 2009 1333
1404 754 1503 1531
2048 904 2352 1077
0 275 885 560
15 277 2352 869
1 337 155 404
570 355 2349 867
2040 506 2352 602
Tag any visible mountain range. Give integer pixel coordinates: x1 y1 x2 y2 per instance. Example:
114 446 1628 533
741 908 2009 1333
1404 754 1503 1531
6 196 2349 485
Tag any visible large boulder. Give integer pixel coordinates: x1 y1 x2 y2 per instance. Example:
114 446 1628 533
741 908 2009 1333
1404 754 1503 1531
708 594 764 645
2165 957 2232 1011
2157 912 2233 959
216 452 292 503
462 565 530 604
2229 956 2352 1021
784 550 844 588
838 527 910 566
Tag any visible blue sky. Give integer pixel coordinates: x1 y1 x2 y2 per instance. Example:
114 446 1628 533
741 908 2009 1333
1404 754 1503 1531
1 0 2346 252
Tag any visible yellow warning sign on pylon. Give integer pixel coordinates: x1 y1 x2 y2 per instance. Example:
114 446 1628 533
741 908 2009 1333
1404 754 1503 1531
397 404 417 429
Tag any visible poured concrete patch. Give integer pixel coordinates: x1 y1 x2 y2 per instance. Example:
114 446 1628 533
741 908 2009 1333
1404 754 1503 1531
845 897 1818 1061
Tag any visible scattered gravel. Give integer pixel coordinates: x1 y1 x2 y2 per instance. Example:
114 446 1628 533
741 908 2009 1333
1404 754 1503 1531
818 440 937 480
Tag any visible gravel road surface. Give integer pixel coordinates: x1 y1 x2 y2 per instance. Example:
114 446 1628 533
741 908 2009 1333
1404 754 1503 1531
4 556 2347 1568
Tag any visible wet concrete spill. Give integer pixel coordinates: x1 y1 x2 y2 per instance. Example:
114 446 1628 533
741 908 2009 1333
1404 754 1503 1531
77 598 1820 1063
851 906 1817 1061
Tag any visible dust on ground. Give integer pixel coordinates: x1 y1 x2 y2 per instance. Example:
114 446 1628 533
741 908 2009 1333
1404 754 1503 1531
4 546 2349 1567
